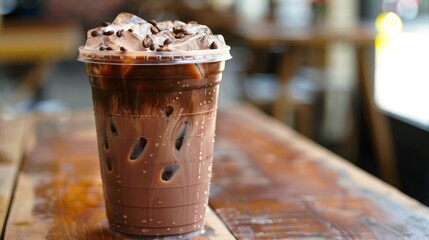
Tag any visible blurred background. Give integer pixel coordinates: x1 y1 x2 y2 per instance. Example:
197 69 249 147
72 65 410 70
0 0 428 205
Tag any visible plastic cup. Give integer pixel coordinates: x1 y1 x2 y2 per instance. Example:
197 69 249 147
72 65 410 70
78 47 231 236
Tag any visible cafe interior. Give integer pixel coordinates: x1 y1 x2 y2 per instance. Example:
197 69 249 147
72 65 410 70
1 0 429 238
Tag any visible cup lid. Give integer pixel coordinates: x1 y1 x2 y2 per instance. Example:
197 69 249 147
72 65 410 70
78 46 232 65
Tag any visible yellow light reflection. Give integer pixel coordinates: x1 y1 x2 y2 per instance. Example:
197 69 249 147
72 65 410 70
375 12 403 36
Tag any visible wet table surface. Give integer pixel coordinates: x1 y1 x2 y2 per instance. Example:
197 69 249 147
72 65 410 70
2 104 429 239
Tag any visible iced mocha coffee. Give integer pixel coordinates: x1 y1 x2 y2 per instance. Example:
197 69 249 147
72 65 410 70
78 12 231 236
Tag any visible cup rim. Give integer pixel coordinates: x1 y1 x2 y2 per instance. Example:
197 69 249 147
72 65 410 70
77 46 232 65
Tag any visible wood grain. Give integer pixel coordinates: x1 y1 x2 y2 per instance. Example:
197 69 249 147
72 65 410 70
4 105 429 239
209 104 429 239
4 110 234 240
0 116 32 236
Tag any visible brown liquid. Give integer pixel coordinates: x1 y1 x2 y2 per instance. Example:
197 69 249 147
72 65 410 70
85 61 225 236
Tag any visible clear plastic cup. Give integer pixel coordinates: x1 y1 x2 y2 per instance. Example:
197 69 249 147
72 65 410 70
78 47 231 236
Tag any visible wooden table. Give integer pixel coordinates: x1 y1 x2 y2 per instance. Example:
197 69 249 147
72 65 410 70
2 104 429 239
234 22 399 188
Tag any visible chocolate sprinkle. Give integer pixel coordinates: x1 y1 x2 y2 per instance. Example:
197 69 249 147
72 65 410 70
103 30 114 36
102 21 111 27
120 46 127 52
99 47 106 51
128 29 133 32
142 36 153 48
164 38 172 45
106 46 113 50
210 41 218 49
116 29 124 37
150 44 156 51
150 25 160 34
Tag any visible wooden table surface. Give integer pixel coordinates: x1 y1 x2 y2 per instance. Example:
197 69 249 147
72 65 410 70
2 104 429 239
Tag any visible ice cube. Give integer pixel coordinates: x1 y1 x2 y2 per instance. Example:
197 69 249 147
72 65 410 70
150 30 175 48
117 31 145 51
169 34 210 51
131 23 151 38
173 20 187 28
112 12 145 25
85 35 104 50
208 34 226 48
157 20 174 31
185 23 212 35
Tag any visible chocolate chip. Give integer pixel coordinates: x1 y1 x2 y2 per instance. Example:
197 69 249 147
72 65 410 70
150 25 160 34
103 30 114 36
175 33 185 39
142 36 153 48
99 46 106 51
102 21 111 27
163 38 172 45
149 20 157 26
106 46 113 51
150 44 156 51
120 46 127 52
210 41 218 49
116 29 124 37
91 30 101 37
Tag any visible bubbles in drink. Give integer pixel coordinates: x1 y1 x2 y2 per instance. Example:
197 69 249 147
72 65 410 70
130 137 148 160
161 165 180 181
